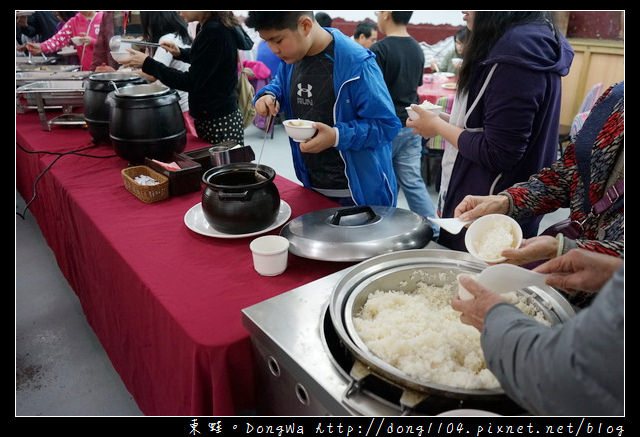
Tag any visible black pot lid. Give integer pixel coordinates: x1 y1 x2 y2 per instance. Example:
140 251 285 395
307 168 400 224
279 205 433 262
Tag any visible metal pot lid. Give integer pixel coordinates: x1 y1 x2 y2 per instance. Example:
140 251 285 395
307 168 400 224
114 83 171 97
88 72 142 82
279 205 433 261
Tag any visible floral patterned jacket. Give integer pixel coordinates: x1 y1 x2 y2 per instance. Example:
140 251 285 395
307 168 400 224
502 83 624 258
40 12 103 71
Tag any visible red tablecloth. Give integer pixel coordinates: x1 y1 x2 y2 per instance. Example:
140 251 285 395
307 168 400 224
417 74 457 104
15 112 348 415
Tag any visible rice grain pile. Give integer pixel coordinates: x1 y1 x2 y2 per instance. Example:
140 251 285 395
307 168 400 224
475 223 515 260
353 270 549 390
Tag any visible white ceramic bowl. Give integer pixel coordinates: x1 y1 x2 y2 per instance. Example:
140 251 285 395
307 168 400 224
438 408 500 416
406 101 442 121
250 235 290 276
110 51 130 63
283 119 317 142
464 214 523 263
71 36 84 46
451 57 463 68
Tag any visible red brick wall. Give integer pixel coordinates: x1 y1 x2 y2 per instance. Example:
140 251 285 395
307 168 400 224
566 11 623 40
331 17 463 44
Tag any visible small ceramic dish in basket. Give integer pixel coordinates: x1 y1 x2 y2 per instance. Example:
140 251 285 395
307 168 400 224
121 165 169 203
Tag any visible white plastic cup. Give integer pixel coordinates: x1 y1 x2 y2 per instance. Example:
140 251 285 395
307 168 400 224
250 235 290 276
457 273 476 300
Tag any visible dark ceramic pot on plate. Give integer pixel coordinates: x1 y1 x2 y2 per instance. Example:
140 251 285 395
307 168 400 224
202 163 280 234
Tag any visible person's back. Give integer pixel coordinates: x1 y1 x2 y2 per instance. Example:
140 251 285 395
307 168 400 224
370 33 423 123
370 11 437 232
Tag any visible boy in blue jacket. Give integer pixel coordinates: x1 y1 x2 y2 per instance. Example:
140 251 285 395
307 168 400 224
246 11 401 207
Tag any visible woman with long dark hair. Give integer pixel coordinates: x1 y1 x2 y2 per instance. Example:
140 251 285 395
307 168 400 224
122 11 253 145
407 11 574 251
137 11 193 117
139 11 192 45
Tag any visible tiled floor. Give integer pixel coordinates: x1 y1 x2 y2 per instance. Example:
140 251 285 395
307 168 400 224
15 122 568 416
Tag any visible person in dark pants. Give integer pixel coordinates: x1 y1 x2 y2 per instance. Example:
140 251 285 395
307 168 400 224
371 11 439 237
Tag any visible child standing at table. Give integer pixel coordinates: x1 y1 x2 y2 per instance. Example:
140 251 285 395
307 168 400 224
26 11 103 71
245 11 400 207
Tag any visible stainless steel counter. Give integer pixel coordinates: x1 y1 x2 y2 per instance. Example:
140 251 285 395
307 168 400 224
241 243 452 416
243 266 404 415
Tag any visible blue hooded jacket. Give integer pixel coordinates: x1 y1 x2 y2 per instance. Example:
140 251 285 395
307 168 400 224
439 21 574 250
254 28 401 206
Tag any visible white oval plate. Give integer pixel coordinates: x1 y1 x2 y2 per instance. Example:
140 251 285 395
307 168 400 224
184 200 291 239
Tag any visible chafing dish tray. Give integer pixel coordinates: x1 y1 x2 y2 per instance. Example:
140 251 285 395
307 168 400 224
16 70 90 86
16 80 85 130
16 62 80 72
17 80 85 105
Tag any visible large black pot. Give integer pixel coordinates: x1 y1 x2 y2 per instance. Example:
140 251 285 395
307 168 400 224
202 163 280 234
83 72 147 144
108 84 186 164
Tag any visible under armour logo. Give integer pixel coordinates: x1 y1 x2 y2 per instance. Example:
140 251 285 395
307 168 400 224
297 83 313 98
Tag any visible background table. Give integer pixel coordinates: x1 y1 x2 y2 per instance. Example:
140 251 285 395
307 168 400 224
417 73 457 104
16 112 348 415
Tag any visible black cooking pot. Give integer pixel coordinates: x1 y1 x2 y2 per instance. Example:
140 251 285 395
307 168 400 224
84 72 147 144
108 84 186 164
202 163 280 234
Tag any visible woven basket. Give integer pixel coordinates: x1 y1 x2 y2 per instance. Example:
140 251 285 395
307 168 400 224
121 165 169 203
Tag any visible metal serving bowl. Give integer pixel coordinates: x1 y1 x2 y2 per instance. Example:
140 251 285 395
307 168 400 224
329 249 576 403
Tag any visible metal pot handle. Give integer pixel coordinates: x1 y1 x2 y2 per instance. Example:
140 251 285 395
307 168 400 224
342 360 428 415
217 190 250 201
330 206 376 226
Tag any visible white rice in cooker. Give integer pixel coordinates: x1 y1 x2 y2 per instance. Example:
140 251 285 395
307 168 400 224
353 270 550 390
475 222 515 260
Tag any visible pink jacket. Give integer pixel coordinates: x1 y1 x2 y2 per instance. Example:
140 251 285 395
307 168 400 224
40 11 103 71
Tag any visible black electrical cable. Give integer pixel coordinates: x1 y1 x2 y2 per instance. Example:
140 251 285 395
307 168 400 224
16 142 117 219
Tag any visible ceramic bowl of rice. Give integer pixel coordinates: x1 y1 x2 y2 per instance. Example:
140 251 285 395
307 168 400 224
464 214 523 263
